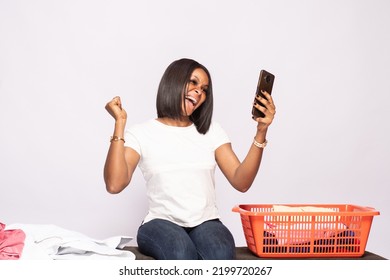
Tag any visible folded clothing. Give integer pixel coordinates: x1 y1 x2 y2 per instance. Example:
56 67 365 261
5 223 135 260
0 223 26 260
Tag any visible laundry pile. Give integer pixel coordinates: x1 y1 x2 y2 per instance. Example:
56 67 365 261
0 223 135 260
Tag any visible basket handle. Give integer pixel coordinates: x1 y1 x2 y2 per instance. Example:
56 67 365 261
232 205 241 213
232 205 253 215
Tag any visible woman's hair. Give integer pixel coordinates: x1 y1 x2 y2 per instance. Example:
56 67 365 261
156 58 213 134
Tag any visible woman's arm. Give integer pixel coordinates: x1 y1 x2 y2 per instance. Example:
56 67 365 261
216 91 275 192
103 97 140 194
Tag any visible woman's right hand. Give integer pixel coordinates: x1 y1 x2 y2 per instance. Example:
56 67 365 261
105 96 127 122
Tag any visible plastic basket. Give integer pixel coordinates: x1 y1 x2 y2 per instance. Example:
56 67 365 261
232 204 380 258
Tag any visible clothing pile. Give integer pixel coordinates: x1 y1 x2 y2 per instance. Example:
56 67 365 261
1 223 135 260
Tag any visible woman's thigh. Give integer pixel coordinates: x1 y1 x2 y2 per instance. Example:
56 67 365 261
137 219 198 260
189 219 236 260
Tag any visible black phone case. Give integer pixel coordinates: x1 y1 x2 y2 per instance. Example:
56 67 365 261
252 70 275 119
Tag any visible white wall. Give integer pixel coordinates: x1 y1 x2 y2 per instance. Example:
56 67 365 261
1 0 389 259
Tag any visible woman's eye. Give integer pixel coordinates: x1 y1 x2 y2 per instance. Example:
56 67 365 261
189 79 197 85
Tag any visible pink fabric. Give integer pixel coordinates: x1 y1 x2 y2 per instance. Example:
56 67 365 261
0 223 26 260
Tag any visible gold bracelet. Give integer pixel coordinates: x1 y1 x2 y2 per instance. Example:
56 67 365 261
253 138 267 148
110 136 125 143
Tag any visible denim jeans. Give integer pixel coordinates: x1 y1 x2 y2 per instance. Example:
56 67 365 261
137 218 236 260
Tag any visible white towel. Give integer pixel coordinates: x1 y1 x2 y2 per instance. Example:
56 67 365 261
5 224 135 260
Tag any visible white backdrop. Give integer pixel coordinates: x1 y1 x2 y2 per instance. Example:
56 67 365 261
1 0 389 259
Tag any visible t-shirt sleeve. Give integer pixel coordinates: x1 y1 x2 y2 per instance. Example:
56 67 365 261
124 129 141 155
210 122 230 150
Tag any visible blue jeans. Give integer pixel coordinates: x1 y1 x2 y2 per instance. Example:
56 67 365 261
137 219 236 260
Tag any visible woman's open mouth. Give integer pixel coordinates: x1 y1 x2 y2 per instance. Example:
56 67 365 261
185 95 198 107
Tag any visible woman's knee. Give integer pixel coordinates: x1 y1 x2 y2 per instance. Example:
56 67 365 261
189 220 236 260
137 219 198 260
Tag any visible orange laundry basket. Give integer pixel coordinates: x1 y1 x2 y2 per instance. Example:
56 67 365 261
232 204 380 258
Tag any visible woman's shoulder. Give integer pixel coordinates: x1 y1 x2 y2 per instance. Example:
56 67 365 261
126 119 156 134
128 119 155 128
208 120 226 132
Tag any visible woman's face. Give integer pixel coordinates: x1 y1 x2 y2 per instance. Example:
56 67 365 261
182 68 209 117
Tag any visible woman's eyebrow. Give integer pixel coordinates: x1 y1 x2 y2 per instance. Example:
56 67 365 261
191 75 200 81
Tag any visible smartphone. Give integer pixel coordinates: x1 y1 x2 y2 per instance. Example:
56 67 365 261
252 70 275 119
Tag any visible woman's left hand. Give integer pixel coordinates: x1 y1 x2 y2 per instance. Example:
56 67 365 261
252 90 276 132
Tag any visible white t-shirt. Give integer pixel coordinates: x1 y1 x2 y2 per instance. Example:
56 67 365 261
124 119 230 227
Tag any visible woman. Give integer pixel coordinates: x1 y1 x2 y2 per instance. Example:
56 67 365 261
104 58 275 259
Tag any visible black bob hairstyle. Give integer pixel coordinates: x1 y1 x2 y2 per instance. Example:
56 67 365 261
156 58 213 134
